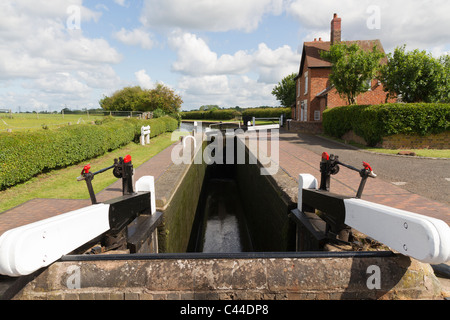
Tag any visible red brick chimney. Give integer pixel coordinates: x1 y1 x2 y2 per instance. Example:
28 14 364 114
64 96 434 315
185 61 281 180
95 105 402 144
330 13 341 45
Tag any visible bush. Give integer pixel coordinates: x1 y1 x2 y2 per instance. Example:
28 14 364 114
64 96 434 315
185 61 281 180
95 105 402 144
241 107 291 119
180 107 291 121
0 116 178 190
323 103 450 146
180 109 239 120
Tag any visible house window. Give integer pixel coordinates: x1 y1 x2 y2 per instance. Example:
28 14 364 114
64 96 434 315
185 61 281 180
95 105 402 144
314 111 321 121
302 100 308 122
297 80 301 97
304 71 309 94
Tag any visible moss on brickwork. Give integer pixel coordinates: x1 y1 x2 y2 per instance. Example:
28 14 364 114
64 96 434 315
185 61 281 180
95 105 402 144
155 142 208 253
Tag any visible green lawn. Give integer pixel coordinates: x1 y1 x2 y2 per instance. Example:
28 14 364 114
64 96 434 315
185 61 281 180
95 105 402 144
362 147 450 158
0 113 105 132
0 133 175 213
321 134 450 158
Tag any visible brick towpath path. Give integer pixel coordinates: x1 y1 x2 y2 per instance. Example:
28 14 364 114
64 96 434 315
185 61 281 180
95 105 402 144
0 130 448 236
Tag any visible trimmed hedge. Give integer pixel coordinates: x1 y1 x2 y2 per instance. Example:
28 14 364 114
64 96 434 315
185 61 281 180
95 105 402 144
0 116 178 190
180 107 291 121
323 103 450 146
181 109 239 120
241 107 291 119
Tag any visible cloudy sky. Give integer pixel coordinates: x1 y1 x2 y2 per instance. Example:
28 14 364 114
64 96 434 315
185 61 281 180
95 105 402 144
0 0 449 112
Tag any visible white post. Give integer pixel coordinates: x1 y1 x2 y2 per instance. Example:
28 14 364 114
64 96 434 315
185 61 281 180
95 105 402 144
297 174 318 211
141 126 151 145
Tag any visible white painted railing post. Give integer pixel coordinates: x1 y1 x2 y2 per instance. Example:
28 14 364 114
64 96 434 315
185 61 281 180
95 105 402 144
140 126 151 145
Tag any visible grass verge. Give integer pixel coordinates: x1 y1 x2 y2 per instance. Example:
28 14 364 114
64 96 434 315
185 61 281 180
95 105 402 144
320 134 450 158
0 132 175 213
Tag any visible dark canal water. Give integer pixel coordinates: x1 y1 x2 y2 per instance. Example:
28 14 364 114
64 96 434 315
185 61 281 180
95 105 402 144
184 121 253 253
196 178 253 253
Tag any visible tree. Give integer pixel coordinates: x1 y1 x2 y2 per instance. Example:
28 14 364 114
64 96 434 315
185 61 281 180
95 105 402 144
320 43 385 105
439 55 450 102
147 84 183 114
380 46 449 103
99 86 147 111
99 84 183 113
272 73 297 108
199 105 219 111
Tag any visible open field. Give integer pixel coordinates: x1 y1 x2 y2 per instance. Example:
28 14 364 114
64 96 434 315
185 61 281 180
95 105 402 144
0 113 106 132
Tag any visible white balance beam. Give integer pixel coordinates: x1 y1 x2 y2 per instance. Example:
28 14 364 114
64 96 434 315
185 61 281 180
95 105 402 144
298 174 450 264
0 176 156 277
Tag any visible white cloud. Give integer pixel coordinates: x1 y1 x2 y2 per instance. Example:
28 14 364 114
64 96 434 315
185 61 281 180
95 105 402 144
178 75 278 109
253 43 301 83
178 75 230 96
114 0 128 7
168 32 253 76
169 32 300 83
287 0 450 53
168 31 300 109
113 28 155 50
135 70 155 89
0 0 123 110
140 0 285 32
32 73 91 95
2 0 101 22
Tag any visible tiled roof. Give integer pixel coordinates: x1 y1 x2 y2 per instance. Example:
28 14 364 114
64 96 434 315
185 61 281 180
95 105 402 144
302 39 386 69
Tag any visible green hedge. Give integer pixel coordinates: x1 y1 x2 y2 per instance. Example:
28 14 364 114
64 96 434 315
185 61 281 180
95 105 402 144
241 107 291 119
323 103 450 146
181 109 239 120
0 116 178 190
181 107 291 121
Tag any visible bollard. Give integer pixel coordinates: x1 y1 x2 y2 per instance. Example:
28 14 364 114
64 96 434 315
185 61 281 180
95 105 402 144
140 125 151 145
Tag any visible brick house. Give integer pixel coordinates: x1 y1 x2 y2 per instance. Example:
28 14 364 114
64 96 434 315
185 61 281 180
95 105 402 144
292 14 395 123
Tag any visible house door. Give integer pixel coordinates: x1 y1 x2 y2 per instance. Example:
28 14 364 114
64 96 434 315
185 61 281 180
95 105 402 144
300 101 303 121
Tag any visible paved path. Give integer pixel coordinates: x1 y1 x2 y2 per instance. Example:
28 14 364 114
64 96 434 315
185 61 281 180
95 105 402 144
0 131 448 236
277 131 449 225
279 132 450 206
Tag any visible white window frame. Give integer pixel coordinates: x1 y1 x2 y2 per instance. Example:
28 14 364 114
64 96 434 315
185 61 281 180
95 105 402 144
304 71 309 95
302 100 308 122
366 79 372 91
314 110 321 121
